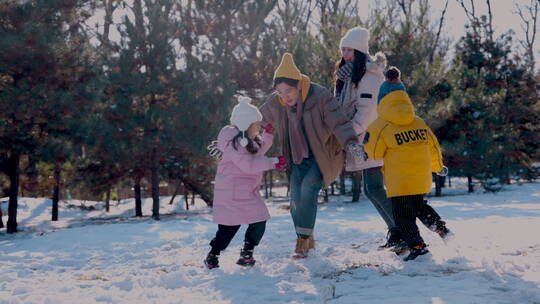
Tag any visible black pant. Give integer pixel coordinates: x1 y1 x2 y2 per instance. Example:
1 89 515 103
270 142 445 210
209 221 266 255
392 195 447 247
417 199 446 232
391 195 425 247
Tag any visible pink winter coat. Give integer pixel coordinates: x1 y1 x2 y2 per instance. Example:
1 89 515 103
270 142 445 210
212 126 275 225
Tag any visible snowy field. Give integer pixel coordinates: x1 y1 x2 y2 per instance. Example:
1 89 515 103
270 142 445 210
1 181 540 304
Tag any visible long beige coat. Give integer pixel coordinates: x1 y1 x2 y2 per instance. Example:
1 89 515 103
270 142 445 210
260 83 357 187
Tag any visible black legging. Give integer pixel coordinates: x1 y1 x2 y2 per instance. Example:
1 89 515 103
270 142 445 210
417 199 446 232
392 195 447 247
210 221 266 255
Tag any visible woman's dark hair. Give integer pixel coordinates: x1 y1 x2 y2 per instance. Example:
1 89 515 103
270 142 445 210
231 131 262 154
334 50 368 96
273 77 299 88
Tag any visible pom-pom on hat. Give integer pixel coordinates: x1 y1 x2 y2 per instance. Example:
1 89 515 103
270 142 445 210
230 96 263 147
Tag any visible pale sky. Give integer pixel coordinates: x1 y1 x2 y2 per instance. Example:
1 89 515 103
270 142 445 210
361 0 539 64
90 0 539 66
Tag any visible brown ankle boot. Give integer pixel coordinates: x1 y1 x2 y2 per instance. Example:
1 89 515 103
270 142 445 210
293 238 310 259
307 235 315 250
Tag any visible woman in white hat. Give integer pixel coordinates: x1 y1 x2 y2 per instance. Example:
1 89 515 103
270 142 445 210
335 26 402 248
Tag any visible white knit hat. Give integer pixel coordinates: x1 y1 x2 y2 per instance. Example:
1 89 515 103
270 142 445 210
230 96 263 147
339 26 369 54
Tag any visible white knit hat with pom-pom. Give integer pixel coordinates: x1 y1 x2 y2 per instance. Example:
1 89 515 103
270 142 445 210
230 96 263 147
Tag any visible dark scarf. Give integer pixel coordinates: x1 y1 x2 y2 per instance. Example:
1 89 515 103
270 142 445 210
335 62 353 104
336 62 353 81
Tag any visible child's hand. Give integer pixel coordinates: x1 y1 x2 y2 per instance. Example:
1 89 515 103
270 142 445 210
436 166 449 177
264 123 274 134
273 155 287 170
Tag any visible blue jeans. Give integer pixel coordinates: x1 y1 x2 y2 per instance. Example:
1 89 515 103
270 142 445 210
290 157 324 239
363 166 397 230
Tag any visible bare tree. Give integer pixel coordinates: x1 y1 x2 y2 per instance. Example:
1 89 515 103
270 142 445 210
456 0 477 21
102 0 119 47
456 0 479 38
430 0 449 63
485 0 494 41
516 0 539 72
456 0 498 42
397 0 413 18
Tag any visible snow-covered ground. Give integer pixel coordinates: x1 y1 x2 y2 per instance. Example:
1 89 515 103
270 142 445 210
1 181 540 304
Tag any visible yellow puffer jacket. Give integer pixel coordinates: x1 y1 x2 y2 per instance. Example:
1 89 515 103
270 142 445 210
364 90 443 197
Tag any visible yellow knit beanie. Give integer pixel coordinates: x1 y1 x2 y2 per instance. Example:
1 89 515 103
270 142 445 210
273 53 311 104
274 53 302 80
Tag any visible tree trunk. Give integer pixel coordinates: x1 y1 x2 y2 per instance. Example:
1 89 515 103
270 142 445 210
134 177 143 217
179 176 212 206
105 188 111 212
448 175 452 188
151 147 160 220
467 174 474 193
323 188 328 203
52 162 61 221
184 187 189 210
7 151 20 233
339 171 346 195
0 201 4 228
191 191 195 206
435 175 443 197
269 170 273 197
351 171 362 202
264 171 269 199
330 182 335 196
169 181 180 205
102 0 113 45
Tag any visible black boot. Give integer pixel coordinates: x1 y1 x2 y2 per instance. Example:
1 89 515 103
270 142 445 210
404 243 429 261
236 248 256 266
204 252 219 269
391 240 410 255
435 222 454 241
379 228 402 249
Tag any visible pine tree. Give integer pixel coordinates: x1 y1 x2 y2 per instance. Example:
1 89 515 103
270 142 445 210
98 0 181 219
0 0 98 231
170 1 279 205
439 16 540 191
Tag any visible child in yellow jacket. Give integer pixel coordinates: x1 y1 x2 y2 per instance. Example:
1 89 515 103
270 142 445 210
364 67 451 261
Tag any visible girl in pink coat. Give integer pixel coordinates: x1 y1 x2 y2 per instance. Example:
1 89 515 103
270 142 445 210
205 96 286 269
